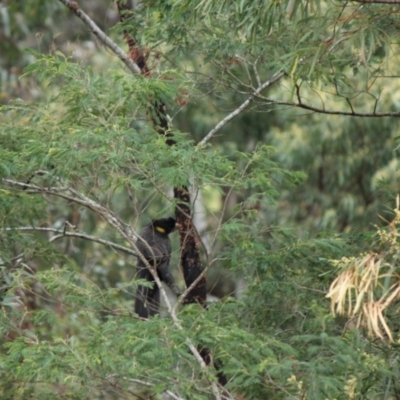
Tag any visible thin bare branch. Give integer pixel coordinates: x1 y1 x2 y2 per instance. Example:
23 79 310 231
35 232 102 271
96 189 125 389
3 178 134 238
4 226 137 257
57 0 141 75
256 95 400 117
198 71 285 146
106 375 185 400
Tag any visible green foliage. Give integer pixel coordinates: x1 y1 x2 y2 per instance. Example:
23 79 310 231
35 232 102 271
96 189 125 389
2 0 400 399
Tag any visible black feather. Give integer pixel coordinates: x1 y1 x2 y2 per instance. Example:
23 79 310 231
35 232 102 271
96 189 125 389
134 218 178 318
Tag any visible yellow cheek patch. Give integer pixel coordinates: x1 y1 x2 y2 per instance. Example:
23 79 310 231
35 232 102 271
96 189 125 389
155 226 166 234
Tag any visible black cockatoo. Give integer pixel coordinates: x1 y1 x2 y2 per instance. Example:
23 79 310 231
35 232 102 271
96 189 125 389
134 217 180 318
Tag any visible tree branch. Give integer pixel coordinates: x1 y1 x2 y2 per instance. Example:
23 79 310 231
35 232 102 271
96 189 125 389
3 226 137 257
2 178 134 239
57 0 141 75
198 71 285 146
256 95 400 117
105 376 183 400
173 255 213 313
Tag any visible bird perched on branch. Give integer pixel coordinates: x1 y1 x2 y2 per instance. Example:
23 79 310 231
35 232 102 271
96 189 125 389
134 217 180 318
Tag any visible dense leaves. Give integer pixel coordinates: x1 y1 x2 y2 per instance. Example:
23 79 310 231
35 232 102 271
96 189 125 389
2 0 400 399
